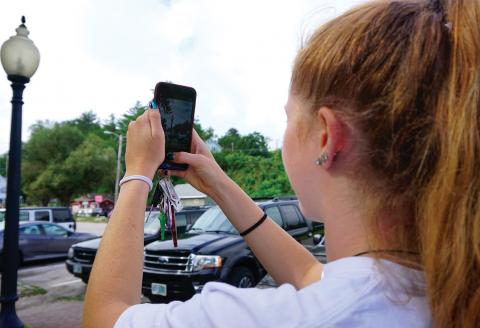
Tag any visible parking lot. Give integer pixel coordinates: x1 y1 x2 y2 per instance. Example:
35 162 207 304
8 221 325 328
11 222 106 328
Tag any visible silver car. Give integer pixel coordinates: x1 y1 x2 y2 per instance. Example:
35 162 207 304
0 221 96 264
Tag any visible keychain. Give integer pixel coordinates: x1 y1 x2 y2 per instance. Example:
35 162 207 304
155 176 183 247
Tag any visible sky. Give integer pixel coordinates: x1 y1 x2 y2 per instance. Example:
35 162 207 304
0 0 367 154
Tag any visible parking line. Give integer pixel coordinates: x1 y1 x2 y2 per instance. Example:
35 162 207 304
19 263 65 275
50 279 82 288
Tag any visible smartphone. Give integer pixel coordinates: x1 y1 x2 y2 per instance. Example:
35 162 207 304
153 82 196 171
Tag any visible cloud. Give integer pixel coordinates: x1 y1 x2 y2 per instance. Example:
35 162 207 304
0 0 367 154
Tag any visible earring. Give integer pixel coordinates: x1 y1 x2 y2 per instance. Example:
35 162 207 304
315 153 328 166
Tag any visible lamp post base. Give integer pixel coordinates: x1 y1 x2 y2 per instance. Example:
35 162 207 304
0 302 23 328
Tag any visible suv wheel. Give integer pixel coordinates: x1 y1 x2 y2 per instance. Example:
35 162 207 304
228 266 256 288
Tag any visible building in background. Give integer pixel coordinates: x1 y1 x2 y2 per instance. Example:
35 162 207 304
71 194 114 217
0 176 6 207
174 183 213 207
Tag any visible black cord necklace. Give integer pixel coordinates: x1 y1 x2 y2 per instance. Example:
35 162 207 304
353 249 419 257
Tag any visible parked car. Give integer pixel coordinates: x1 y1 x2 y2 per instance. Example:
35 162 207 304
0 222 95 266
142 198 311 303
0 207 76 231
77 207 103 217
65 206 209 283
257 241 327 289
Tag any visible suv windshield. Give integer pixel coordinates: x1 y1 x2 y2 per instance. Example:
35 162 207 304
190 207 237 234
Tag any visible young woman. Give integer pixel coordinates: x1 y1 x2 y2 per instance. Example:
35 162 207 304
83 0 480 327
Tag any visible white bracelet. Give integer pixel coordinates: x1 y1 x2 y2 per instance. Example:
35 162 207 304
119 175 153 190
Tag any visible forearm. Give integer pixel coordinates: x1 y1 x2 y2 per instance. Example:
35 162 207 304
83 180 149 328
212 175 322 289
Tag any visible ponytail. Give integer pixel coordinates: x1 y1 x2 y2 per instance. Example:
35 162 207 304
420 1 480 327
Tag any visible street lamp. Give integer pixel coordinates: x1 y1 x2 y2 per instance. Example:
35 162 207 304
0 16 40 328
104 131 123 203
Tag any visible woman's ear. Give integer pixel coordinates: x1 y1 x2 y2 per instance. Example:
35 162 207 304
316 107 346 169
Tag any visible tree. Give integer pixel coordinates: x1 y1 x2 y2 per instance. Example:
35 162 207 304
62 134 116 201
22 122 85 201
214 150 292 198
218 129 269 157
24 134 115 205
194 119 215 141
218 128 241 152
0 153 6 177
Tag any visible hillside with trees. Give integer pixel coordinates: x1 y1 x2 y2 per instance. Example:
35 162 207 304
0 103 293 205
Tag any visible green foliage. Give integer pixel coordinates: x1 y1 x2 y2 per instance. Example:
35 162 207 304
215 150 292 198
218 128 269 157
0 153 6 177
19 103 291 205
194 119 215 141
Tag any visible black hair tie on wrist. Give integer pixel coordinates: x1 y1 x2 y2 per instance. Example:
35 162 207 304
240 213 268 237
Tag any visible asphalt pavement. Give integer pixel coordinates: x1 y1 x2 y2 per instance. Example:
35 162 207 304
16 261 86 328
13 221 107 328
76 221 107 236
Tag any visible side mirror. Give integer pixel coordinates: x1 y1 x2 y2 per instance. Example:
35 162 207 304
186 224 192 231
313 234 324 246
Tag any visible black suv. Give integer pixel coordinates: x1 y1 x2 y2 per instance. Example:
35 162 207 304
65 206 208 283
142 198 311 303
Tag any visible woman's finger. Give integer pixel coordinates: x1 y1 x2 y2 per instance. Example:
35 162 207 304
166 169 187 179
172 152 204 167
147 109 163 138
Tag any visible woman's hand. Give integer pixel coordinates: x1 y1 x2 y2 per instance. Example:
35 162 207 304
167 130 228 200
124 109 165 180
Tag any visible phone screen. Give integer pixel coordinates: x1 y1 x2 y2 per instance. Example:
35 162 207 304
159 98 194 153
154 82 196 170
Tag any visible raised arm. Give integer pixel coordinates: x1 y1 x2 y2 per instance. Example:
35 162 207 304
83 109 165 328
170 132 323 290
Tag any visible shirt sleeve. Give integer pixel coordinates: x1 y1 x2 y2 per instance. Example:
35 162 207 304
114 282 305 328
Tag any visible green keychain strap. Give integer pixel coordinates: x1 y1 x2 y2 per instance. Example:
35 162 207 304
159 212 166 240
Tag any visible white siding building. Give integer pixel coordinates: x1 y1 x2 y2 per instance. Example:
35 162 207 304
174 183 213 207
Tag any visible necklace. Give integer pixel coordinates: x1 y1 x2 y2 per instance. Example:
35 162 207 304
353 249 419 257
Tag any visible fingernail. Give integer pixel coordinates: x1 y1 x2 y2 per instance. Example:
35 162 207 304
148 100 157 109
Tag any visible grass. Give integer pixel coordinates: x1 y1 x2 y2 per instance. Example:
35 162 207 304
19 284 48 297
54 293 85 302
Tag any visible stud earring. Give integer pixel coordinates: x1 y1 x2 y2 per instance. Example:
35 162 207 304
315 153 328 166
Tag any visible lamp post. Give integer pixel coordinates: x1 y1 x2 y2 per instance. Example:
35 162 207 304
104 131 123 203
0 16 40 328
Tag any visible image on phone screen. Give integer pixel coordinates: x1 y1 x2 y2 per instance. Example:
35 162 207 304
158 97 194 153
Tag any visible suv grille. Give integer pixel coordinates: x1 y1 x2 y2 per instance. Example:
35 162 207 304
144 249 191 272
73 248 96 264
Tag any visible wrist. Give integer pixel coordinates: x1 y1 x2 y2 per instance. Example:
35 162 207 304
209 173 236 205
125 167 156 181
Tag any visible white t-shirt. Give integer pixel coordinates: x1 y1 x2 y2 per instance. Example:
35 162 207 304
115 257 431 327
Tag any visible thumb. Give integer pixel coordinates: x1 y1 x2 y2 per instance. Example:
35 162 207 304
147 109 164 138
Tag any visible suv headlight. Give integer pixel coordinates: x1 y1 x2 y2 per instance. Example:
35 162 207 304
188 254 222 272
68 247 74 259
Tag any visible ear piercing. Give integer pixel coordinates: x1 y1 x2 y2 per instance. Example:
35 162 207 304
316 153 328 166
315 152 338 166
